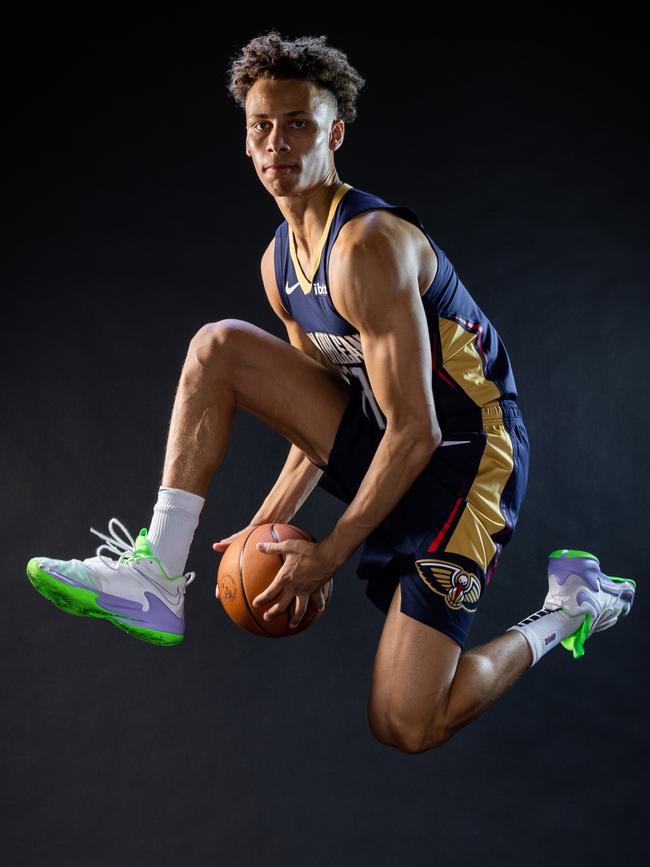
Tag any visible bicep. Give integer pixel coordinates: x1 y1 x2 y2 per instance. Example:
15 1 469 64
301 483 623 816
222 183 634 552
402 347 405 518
330 231 441 445
362 294 440 443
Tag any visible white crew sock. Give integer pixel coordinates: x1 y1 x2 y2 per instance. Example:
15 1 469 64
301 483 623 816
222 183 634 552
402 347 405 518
146 486 205 578
508 607 586 667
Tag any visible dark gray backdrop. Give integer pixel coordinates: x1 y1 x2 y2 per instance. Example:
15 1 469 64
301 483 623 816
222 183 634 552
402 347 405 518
4 25 648 867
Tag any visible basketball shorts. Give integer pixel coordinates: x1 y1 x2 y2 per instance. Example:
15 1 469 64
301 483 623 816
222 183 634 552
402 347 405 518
313 378 531 648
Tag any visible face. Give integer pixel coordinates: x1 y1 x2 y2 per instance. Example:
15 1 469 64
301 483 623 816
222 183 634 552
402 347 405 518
245 77 344 197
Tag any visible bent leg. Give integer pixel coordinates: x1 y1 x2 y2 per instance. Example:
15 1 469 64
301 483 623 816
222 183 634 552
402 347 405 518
367 582 532 753
161 319 352 496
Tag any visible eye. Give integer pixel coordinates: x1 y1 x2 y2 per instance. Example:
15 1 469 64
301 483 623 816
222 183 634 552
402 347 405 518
252 119 308 130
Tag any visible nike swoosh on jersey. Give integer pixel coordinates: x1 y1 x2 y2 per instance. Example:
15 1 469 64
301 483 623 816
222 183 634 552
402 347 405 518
285 280 300 294
439 440 472 446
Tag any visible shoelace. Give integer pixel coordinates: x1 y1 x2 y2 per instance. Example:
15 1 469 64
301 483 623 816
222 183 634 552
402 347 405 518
88 517 196 586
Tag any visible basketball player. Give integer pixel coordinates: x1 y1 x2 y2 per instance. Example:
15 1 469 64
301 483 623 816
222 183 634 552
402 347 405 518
26 31 636 753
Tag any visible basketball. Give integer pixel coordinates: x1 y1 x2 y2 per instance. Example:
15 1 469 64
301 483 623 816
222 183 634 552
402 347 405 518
216 522 327 637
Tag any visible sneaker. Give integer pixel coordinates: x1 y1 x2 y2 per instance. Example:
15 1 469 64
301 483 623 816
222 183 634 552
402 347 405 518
544 548 636 659
26 517 195 646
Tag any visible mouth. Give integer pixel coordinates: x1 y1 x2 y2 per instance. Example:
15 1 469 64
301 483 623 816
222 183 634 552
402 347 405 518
265 164 296 173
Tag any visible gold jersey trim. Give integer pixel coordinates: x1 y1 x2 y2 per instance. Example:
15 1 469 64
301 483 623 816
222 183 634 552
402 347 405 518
288 182 353 295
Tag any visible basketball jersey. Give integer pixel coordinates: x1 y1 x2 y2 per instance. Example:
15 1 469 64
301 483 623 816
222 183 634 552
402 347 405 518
273 182 519 432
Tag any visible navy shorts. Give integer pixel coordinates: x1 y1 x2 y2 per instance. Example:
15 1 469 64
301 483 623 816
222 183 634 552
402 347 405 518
314 378 531 648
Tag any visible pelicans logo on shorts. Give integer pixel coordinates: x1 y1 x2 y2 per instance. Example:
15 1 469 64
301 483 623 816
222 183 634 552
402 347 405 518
415 559 482 613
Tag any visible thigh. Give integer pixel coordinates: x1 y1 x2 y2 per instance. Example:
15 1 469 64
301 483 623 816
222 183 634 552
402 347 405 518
195 319 353 467
366 411 530 735
368 580 461 741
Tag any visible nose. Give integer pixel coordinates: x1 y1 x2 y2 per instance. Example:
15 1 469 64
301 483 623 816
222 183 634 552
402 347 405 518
266 126 290 154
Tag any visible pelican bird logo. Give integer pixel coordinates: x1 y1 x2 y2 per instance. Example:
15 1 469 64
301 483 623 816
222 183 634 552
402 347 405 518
415 559 482 613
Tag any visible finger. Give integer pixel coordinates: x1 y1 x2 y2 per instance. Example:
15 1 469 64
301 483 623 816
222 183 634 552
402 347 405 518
289 594 308 628
262 593 292 621
253 571 287 608
311 588 325 613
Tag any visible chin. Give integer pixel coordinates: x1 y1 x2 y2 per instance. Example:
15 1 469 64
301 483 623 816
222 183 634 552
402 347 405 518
266 175 301 196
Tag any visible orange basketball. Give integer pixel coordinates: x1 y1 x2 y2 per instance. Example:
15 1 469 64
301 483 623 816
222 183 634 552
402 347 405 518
216 523 326 637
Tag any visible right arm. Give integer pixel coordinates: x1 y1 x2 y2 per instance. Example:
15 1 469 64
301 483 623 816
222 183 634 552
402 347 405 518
250 238 344 525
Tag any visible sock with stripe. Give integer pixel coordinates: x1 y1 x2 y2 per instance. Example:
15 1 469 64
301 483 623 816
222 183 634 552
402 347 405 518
508 607 586 666
147 486 205 578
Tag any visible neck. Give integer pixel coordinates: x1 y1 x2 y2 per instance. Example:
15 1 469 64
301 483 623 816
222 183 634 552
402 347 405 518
278 177 346 261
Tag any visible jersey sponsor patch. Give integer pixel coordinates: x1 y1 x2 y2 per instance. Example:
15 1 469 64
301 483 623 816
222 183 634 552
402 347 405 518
415 558 482 613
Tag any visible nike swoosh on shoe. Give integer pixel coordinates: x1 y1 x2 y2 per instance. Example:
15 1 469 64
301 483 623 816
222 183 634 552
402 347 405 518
133 566 184 605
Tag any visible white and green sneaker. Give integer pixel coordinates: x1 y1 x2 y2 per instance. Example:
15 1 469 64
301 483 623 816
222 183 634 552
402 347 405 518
544 548 636 659
26 517 195 646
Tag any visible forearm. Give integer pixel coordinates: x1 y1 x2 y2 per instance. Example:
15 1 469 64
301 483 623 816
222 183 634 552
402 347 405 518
320 427 436 568
251 442 323 525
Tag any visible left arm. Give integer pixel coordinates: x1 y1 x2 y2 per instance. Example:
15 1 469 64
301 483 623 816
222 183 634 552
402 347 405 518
319 215 442 569
251 215 443 626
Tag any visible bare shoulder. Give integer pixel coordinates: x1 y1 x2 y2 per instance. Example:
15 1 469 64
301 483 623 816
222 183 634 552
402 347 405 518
336 208 412 246
260 237 290 320
261 236 275 281
332 208 436 297
331 210 415 273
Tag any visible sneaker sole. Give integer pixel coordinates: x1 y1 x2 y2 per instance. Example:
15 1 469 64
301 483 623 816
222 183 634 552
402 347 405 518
548 549 636 599
26 558 185 647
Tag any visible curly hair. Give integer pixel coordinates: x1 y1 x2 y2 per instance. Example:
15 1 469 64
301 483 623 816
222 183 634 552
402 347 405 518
226 30 366 123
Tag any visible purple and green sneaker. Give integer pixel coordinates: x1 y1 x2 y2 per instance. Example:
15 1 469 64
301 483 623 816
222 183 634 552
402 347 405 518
26 517 195 646
544 548 636 659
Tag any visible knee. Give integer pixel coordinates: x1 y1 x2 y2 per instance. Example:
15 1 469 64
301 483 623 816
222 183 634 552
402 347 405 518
368 706 451 754
188 319 248 369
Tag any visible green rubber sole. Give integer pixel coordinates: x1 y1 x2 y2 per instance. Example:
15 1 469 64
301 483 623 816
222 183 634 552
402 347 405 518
26 558 184 647
549 548 599 560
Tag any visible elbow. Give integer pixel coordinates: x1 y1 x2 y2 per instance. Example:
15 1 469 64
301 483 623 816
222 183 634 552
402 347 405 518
417 428 442 458
411 417 443 456
389 421 441 462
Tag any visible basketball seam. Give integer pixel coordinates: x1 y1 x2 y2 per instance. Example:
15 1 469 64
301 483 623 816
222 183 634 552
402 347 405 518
239 526 276 638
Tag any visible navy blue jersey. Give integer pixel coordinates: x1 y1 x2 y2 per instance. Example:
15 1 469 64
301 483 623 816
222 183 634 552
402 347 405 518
273 182 519 432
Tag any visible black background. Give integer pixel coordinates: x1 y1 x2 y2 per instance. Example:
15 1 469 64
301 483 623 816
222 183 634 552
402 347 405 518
4 22 648 867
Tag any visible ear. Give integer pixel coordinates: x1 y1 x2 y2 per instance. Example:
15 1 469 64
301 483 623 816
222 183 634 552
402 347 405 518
330 119 345 151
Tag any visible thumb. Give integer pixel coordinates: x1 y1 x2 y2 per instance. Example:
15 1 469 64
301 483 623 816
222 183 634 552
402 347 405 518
256 540 289 554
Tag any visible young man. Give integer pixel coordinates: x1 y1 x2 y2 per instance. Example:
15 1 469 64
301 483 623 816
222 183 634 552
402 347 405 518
26 32 635 753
